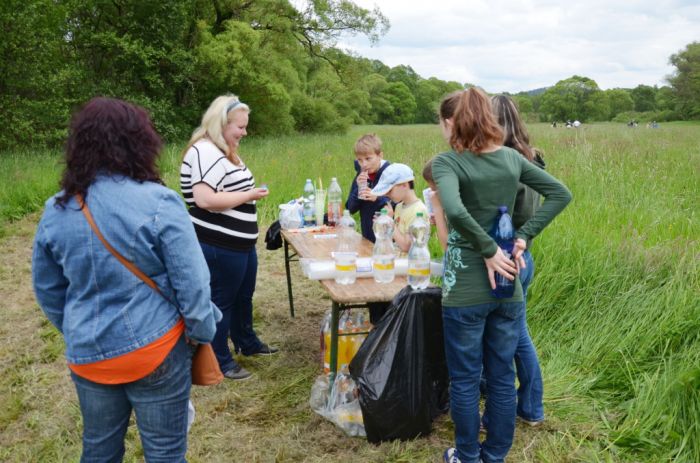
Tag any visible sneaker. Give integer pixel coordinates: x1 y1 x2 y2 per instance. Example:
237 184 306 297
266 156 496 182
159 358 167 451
243 343 279 356
223 365 252 381
518 416 544 427
443 448 462 463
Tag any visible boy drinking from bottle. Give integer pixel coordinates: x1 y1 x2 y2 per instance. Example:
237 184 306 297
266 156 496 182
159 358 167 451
345 134 392 243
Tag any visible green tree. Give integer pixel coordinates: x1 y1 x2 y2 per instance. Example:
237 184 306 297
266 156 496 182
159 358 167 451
605 89 634 119
668 41 700 119
630 85 657 112
539 76 601 121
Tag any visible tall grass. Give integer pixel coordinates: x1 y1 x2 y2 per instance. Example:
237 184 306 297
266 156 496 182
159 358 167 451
2 123 699 461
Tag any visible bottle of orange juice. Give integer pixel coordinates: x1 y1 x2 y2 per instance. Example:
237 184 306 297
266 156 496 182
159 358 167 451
320 311 331 374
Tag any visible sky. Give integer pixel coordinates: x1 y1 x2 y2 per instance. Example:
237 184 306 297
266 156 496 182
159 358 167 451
332 0 700 93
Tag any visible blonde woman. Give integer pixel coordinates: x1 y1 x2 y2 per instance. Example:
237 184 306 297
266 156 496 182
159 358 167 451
181 95 277 381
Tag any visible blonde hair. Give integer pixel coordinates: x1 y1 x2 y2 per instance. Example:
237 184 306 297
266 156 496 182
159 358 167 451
354 133 382 156
184 94 250 165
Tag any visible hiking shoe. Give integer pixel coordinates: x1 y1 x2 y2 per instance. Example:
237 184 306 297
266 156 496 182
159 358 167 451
443 448 462 463
243 343 279 356
223 366 252 381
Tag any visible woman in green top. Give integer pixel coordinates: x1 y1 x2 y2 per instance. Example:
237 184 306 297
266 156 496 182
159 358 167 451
433 88 571 463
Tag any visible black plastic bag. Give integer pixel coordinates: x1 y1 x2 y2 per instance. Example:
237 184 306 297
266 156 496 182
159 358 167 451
349 286 448 443
265 220 282 250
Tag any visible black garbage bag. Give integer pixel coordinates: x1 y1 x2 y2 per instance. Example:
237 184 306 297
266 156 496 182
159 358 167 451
349 286 448 443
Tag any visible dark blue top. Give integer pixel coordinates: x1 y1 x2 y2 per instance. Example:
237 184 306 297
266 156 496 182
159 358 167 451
345 160 392 242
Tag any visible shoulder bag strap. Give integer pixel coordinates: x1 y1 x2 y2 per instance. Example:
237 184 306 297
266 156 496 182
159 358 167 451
76 194 170 302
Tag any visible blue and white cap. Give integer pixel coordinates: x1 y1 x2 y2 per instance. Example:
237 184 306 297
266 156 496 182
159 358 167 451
370 163 414 196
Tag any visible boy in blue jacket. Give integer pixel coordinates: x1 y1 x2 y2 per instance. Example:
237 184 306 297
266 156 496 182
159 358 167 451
345 134 392 243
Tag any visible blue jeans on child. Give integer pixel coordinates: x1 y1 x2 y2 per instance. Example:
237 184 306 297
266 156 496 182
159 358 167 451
70 336 192 462
199 243 264 373
443 301 524 463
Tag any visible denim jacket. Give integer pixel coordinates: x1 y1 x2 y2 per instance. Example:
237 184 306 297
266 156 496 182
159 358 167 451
32 175 222 364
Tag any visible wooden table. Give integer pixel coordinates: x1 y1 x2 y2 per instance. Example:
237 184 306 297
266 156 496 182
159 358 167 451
281 228 407 385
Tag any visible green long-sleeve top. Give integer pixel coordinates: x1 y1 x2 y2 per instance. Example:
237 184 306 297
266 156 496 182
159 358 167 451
432 147 572 307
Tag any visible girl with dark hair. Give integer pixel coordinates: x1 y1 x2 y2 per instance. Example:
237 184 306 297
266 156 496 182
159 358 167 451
486 94 547 428
432 88 571 463
32 97 221 462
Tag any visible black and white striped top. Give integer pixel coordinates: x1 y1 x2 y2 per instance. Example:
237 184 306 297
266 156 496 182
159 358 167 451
180 140 258 251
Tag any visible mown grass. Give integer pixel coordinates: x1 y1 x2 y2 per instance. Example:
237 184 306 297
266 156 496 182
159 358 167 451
1 123 698 462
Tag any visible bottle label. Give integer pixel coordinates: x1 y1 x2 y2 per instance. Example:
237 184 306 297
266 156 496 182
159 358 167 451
373 261 394 271
408 267 430 277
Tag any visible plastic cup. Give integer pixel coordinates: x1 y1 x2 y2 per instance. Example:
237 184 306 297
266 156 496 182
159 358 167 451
315 189 326 226
422 188 435 219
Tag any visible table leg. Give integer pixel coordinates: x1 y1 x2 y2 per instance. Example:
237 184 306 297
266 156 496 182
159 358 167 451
329 300 340 391
283 238 295 318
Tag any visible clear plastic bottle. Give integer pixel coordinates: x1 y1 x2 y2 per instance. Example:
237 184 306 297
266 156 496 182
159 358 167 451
408 212 431 290
335 211 357 285
302 179 316 227
327 177 343 227
372 208 395 283
320 311 331 374
490 206 515 298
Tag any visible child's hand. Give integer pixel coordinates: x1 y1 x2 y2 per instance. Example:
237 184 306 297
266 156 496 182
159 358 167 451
356 171 369 189
359 187 375 201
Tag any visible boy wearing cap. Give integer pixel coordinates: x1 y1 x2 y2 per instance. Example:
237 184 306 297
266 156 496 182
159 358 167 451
371 163 429 253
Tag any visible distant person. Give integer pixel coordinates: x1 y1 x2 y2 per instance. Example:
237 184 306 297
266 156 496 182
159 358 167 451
551 121 557 128
345 133 393 242
181 94 278 381
370 163 428 253
432 88 571 463
32 97 221 461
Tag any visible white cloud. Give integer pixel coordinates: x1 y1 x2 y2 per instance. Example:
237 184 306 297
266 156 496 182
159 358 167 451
337 0 700 92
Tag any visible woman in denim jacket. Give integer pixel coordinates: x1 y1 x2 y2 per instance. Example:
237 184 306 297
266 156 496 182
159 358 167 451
32 97 221 462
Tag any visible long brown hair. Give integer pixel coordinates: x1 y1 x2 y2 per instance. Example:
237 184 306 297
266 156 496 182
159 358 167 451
439 88 504 154
491 95 534 161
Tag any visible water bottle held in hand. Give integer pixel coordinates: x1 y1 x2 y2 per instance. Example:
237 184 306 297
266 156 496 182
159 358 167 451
408 212 431 290
490 206 515 298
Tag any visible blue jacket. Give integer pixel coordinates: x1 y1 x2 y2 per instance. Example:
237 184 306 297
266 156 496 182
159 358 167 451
32 175 222 364
345 160 392 242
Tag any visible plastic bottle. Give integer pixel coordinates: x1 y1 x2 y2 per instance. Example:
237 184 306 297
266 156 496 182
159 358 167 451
337 312 350 373
327 177 343 227
490 206 516 298
346 311 367 364
335 211 358 285
320 311 331 374
302 179 316 227
408 212 431 290
372 208 395 283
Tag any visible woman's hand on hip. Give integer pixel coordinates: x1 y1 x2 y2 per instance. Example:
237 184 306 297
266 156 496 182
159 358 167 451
484 247 518 290
512 238 527 270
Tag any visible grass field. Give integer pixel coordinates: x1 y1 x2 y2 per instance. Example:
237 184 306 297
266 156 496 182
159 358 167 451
1 123 698 462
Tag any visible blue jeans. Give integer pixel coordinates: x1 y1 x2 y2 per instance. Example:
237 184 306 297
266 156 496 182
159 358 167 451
514 251 544 422
482 250 544 425
71 336 192 462
443 301 524 463
199 243 264 372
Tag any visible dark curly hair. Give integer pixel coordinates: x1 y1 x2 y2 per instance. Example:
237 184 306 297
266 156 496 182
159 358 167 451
56 97 163 207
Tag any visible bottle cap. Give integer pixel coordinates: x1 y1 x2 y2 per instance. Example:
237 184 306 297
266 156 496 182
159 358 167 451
416 212 423 217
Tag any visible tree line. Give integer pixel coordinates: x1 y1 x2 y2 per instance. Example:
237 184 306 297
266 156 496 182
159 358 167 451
2 0 698 149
